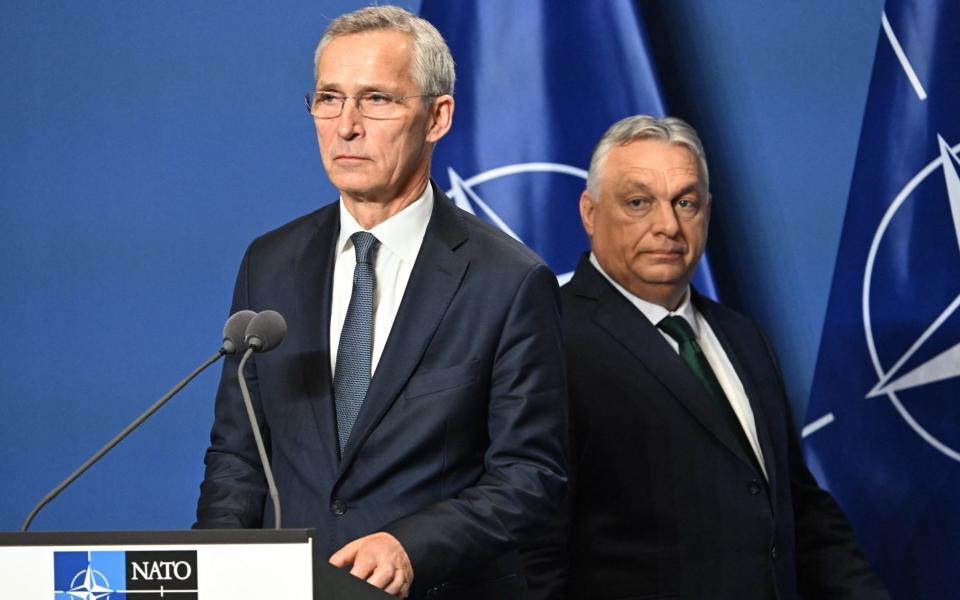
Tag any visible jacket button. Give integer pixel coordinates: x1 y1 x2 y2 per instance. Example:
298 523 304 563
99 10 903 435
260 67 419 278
748 480 762 495
331 500 347 515
771 545 778 561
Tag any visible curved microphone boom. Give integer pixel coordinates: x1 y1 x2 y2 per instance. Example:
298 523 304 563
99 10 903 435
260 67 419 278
21 311 254 532
236 309 287 529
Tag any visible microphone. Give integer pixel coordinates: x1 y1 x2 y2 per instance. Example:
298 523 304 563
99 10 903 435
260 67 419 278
244 309 287 352
235 309 287 529
222 310 257 355
21 311 253 531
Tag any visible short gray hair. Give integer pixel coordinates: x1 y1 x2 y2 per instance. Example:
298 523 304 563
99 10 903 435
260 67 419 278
314 5 455 97
586 115 709 198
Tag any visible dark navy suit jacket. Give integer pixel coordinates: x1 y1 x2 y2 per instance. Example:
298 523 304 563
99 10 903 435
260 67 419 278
195 186 568 599
527 255 887 600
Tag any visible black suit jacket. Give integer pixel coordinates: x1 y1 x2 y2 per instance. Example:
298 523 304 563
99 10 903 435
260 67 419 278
532 255 887 600
195 186 568 599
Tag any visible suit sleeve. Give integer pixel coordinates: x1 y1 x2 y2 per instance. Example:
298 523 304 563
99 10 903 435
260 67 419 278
758 329 890 599
193 246 270 529
520 417 575 600
788 421 891 598
383 262 570 587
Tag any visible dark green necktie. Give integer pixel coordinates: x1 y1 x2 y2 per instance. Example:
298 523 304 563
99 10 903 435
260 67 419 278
658 316 728 403
658 315 763 473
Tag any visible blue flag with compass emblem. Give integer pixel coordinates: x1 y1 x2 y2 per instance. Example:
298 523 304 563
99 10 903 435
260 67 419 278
419 0 717 296
804 1 960 596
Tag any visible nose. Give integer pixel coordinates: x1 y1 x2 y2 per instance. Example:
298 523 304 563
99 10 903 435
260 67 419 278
337 98 363 139
651 199 681 237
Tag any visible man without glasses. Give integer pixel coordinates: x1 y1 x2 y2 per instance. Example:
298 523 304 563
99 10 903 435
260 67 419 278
528 114 889 600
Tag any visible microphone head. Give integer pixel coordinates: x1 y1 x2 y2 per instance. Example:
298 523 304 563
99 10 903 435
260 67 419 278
244 310 287 353
221 310 257 355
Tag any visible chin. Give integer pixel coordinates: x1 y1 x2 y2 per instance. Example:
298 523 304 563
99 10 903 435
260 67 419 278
635 265 689 285
331 174 381 195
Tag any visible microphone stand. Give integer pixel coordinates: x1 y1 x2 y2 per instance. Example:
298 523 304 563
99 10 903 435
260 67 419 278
21 349 226 532
237 347 282 529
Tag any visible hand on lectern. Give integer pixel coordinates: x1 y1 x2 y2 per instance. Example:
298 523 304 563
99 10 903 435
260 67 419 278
329 531 413 598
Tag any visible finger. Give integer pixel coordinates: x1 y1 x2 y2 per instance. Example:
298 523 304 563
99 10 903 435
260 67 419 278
329 539 361 568
383 568 407 596
366 562 396 590
349 550 377 580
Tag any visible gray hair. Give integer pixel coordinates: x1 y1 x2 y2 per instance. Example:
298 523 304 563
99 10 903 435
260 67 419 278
586 115 709 198
314 5 455 97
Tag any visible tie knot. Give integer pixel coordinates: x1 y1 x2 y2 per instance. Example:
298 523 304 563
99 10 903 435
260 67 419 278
350 231 379 264
658 315 696 345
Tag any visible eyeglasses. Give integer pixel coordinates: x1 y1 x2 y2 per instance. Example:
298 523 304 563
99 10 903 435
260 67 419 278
305 91 435 120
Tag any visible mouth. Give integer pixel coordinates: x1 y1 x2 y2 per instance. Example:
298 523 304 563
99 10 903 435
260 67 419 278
333 154 370 163
641 249 686 260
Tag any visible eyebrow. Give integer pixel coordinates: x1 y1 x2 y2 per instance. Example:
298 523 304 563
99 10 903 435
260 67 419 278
672 183 702 198
315 82 396 94
619 181 655 196
617 180 702 199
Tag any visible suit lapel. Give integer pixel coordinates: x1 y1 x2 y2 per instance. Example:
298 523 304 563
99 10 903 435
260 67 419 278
295 205 341 473
570 257 760 474
338 187 469 473
696 297 779 510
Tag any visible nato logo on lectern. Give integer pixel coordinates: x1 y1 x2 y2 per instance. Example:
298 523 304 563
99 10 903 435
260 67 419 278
53 550 198 599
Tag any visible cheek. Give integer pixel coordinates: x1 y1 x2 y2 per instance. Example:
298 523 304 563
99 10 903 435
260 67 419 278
621 220 652 249
599 222 639 260
315 125 333 153
370 129 405 162
394 129 423 159
683 221 707 249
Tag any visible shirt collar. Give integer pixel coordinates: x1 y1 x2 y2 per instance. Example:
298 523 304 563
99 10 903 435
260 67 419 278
337 183 434 264
588 252 700 338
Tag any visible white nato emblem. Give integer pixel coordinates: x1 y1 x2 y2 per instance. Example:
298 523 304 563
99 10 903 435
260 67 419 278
445 163 587 285
863 135 960 461
65 564 113 600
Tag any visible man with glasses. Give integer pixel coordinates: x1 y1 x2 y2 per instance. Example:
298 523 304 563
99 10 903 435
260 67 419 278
195 7 567 600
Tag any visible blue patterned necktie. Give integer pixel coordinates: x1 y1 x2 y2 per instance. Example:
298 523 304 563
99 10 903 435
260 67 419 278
334 231 379 456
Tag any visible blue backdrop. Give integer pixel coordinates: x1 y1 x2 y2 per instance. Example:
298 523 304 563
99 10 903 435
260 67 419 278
419 0 715 297
1 0 882 542
805 1 960 596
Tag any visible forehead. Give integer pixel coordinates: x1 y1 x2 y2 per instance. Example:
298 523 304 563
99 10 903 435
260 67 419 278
602 139 701 190
316 30 415 89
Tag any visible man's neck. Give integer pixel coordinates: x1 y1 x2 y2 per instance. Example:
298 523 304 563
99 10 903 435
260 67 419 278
643 285 688 312
341 173 431 230
588 253 689 311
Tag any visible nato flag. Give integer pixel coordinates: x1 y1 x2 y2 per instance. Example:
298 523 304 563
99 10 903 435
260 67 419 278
419 0 717 297
804 1 960 597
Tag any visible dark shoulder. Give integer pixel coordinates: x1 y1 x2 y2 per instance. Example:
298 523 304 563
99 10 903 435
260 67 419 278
558 258 606 312
559 276 591 304
693 290 778 360
453 204 548 270
693 291 760 333
245 201 337 259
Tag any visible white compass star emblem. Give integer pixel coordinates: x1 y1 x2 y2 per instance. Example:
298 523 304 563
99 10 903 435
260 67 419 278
65 562 113 600
867 135 960 399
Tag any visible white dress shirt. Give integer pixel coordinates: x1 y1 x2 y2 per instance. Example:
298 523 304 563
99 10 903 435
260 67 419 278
589 253 767 478
330 185 433 377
